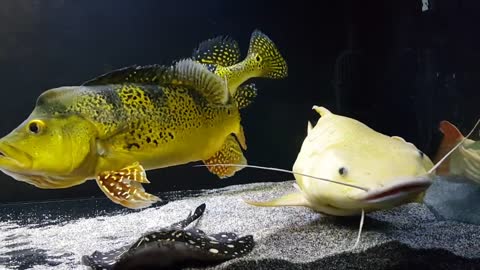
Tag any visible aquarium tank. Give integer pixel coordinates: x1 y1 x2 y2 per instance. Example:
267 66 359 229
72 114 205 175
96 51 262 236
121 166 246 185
0 0 479 269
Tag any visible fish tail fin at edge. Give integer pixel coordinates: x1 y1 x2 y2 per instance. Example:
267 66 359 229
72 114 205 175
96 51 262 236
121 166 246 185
434 120 464 175
244 192 309 208
247 29 288 79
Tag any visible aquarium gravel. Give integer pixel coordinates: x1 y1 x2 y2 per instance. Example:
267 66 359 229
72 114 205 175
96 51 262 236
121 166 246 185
1 180 480 269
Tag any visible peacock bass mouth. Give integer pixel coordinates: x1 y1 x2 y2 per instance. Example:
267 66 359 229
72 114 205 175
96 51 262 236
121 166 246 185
0 142 54 188
0 142 33 170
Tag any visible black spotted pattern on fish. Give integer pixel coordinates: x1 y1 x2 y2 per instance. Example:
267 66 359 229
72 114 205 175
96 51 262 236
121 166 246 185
35 82 231 152
81 203 254 270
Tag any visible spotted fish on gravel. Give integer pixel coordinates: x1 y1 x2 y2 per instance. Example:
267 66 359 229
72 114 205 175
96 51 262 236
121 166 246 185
81 203 254 270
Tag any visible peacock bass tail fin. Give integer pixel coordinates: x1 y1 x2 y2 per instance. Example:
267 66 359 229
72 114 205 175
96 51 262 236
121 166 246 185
246 30 288 79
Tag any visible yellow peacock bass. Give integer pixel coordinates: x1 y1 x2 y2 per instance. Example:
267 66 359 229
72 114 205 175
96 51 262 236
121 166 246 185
0 30 287 209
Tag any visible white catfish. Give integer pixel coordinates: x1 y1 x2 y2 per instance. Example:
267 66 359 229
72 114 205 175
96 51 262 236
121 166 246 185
243 106 435 216
200 106 478 248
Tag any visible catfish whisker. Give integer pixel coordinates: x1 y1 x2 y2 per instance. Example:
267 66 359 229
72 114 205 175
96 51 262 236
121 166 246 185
194 164 369 192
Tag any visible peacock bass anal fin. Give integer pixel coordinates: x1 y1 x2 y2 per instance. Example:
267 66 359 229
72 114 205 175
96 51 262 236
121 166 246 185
96 162 160 209
203 134 247 179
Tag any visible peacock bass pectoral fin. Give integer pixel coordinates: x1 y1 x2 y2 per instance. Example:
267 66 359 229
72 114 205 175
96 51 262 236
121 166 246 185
244 192 310 207
203 134 247 179
95 162 160 209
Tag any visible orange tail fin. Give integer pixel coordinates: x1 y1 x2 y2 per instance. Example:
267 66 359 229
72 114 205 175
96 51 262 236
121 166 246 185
434 121 464 175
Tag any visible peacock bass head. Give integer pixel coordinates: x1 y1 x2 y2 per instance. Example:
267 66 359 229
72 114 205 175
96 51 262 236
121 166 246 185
0 86 99 189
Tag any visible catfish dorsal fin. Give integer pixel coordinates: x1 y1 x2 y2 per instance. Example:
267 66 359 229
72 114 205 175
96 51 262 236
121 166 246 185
312 105 332 117
430 118 480 174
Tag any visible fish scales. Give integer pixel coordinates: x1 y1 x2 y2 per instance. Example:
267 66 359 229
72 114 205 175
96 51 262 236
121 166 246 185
37 83 238 170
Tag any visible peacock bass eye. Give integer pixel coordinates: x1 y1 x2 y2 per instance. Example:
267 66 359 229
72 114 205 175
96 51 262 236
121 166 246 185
27 120 45 134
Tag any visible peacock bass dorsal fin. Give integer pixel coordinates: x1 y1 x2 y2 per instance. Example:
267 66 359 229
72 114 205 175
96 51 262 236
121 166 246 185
82 60 229 104
192 35 241 70
81 64 169 86
172 59 229 104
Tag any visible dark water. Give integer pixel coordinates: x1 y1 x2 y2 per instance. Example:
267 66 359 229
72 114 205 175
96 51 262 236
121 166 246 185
0 0 478 203
0 1 479 269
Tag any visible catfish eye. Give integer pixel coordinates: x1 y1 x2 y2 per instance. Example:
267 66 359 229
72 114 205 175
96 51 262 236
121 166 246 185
338 167 347 176
27 120 45 134
419 151 425 158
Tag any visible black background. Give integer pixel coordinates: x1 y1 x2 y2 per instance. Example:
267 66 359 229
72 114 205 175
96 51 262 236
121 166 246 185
0 0 478 203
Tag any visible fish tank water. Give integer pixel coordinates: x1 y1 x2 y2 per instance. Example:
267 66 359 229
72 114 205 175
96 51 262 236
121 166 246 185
1 0 480 269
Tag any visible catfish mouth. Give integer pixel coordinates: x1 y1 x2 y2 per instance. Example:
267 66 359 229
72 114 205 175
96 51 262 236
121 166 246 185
356 175 433 204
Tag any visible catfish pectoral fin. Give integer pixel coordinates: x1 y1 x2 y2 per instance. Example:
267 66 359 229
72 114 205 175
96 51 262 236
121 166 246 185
96 162 160 209
243 192 310 207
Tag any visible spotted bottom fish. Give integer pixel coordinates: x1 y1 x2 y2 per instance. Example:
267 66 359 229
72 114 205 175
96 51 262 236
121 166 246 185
82 203 254 270
0 30 287 208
